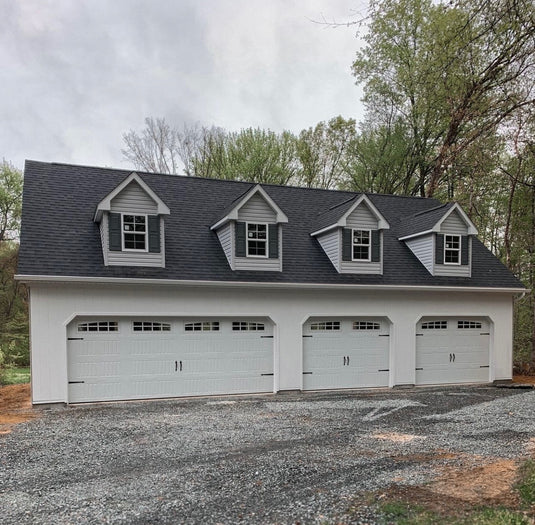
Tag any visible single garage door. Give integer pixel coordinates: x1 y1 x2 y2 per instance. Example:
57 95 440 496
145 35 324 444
302 317 390 390
415 317 490 385
67 317 274 403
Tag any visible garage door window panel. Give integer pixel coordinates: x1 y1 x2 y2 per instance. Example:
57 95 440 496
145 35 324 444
133 321 171 332
458 320 482 330
184 321 220 332
78 321 118 332
310 321 341 331
353 321 380 330
232 321 265 331
421 321 448 330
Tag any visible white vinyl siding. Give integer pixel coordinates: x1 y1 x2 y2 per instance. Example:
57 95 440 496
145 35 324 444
110 181 158 214
440 210 468 235
216 222 233 267
405 233 434 274
237 193 277 222
317 229 340 270
434 236 471 277
346 203 379 229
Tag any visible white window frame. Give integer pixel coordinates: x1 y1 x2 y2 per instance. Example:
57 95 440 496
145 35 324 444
310 321 341 331
232 321 265 331
246 222 269 258
444 234 461 265
352 229 371 262
121 213 148 252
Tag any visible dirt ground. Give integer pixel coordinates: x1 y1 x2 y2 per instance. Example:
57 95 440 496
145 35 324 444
0 383 37 434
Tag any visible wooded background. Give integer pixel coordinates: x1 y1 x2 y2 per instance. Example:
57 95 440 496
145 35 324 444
1 0 534 372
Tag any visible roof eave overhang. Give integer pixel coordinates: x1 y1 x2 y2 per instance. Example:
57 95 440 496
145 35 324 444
15 274 527 294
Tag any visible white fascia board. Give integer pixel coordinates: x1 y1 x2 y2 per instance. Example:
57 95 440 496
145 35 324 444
94 172 170 222
398 229 435 241
210 184 288 231
15 274 527 294
339 194 390 230
310 224 338 237
435 202 478 235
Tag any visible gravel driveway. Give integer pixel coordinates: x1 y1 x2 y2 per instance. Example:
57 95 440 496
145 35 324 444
2 385 535 524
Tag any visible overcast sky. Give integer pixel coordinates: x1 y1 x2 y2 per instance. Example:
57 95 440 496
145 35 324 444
1 0 367 172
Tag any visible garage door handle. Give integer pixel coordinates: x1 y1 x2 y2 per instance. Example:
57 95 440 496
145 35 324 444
68 381 85 384
175 360 178 372
68 337 84 341
347 356 350 365
449 353 452 362
343 356 346 366
416 367 423 370
480 365 489 368
453 353 455 362
260 373 274 376
303 372 313 375
260 335 273 338
180 360 183 372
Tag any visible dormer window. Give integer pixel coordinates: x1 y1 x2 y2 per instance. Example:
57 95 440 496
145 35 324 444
352 229 371 261
123 214 147 251
247 223 268 257
444 235 460 264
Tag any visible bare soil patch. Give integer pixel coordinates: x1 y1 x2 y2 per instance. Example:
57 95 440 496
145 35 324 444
513 374 535 385
0 383 37 434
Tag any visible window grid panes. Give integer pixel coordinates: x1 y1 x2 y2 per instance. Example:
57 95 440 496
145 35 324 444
421 321 448 330
444 235 460 264
247 223 267 257
133 321 171 332
184 322 220 332
78 321 118 332
232 321 265 331
353 321 380 330
123 214 146 250
310 321 341 331
458 321 482 329
352 229 370 260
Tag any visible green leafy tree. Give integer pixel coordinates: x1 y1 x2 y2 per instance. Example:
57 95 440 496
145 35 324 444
352 0 535 197
0 162 28 375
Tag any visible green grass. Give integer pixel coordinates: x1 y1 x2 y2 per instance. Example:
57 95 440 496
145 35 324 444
377 503 529 525
0 366 30 385
516 459 535 505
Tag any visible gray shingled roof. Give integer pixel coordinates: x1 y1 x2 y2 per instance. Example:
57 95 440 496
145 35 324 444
17 161 524 289
396 202 456 239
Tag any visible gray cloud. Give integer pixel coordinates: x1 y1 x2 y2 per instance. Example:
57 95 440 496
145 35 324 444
0 0 366 171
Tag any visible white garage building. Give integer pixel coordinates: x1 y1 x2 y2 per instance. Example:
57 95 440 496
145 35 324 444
17 161 525 405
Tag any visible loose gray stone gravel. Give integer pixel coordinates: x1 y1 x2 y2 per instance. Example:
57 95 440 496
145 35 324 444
1 385 534 524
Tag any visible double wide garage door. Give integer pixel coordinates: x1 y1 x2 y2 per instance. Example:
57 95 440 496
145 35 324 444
303 318 390 390
67 317 273 403
416 317 490 385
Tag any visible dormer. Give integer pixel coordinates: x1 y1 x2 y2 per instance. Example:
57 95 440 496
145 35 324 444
210 185 288 271
311 194 390 274
94 173 170 267
398 202 477 277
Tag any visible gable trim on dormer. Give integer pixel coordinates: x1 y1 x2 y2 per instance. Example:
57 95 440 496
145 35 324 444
311 194 389 237
210 185 288 231
93 172 170 223
398 202 477 241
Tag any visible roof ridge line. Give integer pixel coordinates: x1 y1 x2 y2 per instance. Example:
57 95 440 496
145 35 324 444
412 202 450 218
